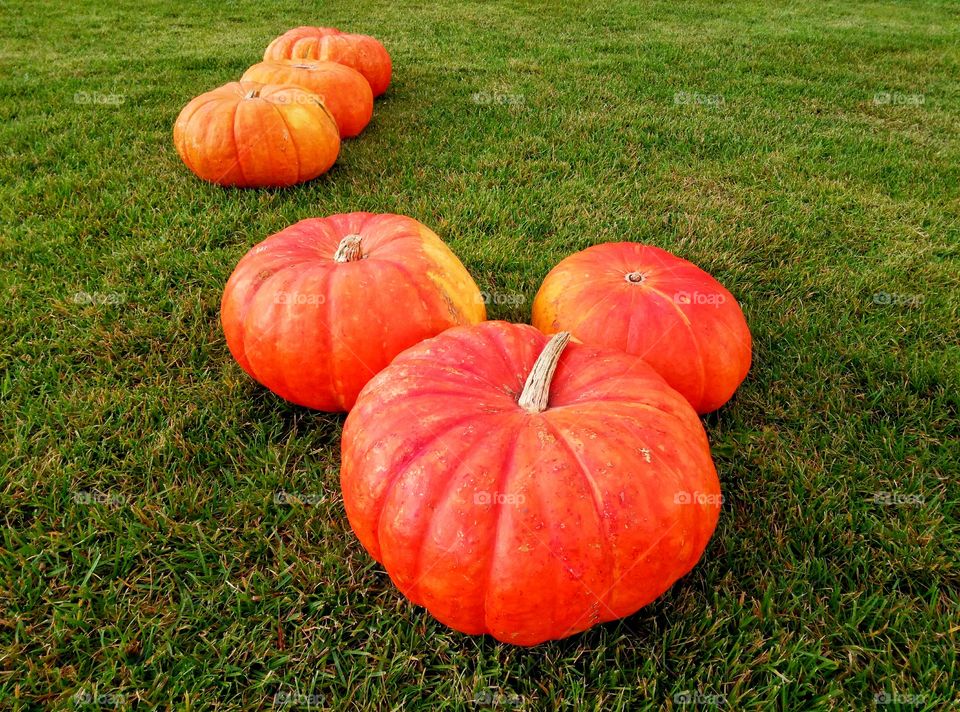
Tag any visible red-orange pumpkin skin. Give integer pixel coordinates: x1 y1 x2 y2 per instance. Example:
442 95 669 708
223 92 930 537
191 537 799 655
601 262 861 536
264 27 392 97
533 243 751 414
173 81 339 188
221 213 485 412
341 321 721 646
241 60 373 138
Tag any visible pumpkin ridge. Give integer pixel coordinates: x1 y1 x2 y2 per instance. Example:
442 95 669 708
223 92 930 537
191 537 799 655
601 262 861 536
365 382 512 411
269 97 304 182
182 99 230 184
641 286 708 410
383 258 448 324
482 322 535 396
481 425 526 635
404 424 510 608
229 100 249 186
248 266 330 402
559 398 707 443
319 267 354 409
372 412 485 559
539 417 617 629
594 518 683 624
174 94 222 174
390 357 507 394
568 286 623 337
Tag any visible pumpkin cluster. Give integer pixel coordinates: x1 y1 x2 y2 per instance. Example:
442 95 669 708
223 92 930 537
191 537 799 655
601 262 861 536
221 206 752 645
174 26 391 187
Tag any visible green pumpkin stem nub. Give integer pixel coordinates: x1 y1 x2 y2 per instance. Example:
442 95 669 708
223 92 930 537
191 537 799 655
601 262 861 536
518 331 571 413
334 234 363 262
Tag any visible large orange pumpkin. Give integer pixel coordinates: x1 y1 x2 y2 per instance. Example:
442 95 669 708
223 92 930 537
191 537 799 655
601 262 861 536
173 81 339 188
241 60 373 138
221 213 485 411
532 243 751 414
264 27 392 97
341 321 721 645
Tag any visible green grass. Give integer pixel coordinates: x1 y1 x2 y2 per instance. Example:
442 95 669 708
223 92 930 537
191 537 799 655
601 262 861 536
2 0 958 708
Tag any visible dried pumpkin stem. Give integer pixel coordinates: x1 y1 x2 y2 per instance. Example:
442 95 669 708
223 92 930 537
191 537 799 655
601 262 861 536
518 332 571 413
243 89 260 100
334 234 363 262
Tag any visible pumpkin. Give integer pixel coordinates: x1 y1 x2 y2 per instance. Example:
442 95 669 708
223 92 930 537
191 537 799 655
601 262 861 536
341 320 721 646
264 26 392 97
173 81 339 188
532 243 751 414
241 60 373 138
221 213 486 411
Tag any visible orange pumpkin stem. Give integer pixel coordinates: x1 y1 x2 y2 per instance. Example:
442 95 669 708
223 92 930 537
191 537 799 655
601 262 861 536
334 234 363 262
518 331 571 413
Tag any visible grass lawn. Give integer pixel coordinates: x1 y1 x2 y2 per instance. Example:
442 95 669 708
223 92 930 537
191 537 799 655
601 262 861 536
2 0 958 708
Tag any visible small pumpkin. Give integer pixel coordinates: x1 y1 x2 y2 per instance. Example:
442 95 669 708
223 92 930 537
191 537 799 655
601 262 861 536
173 81 339 188
241 60 373 138
221 213 486 411
341 320 721 645
532 243 751 413
264 26 392 97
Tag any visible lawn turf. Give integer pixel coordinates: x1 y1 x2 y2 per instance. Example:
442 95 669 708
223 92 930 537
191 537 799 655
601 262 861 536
1 0 958 709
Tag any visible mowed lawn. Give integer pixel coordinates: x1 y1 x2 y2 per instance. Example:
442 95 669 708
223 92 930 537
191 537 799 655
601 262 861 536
2 0 958 708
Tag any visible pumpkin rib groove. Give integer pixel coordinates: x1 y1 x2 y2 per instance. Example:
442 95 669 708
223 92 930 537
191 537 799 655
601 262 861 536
368 383 511 412
270 100 304 182
641 286 708 410
405 424 509 607
564 399 706 443
381 258 443 323
482 323 531 394
480 425 526 634
539 417 618 629
384 359 509 395
223 260 298 381
181 99 227 183
595 518 684 624
229 100 249 187
372 412 486 558
175 94 222 174
248 266 330 402
319 267 348 408
568 287 624 337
